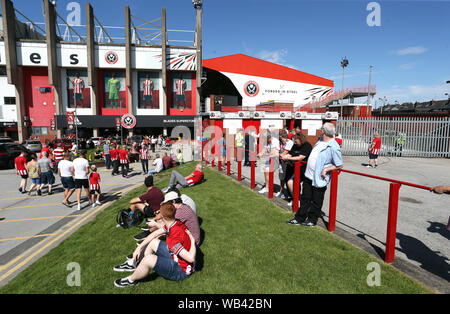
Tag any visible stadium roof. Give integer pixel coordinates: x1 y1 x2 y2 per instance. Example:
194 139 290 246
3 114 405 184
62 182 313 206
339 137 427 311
203 54 334 88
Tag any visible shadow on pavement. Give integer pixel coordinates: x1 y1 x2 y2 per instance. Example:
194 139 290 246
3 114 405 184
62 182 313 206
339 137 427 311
427 221 450 241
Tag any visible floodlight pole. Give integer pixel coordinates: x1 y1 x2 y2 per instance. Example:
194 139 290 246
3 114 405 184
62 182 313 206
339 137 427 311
366 65 373 116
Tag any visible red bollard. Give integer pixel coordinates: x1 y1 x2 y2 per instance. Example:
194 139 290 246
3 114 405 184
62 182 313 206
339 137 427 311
205 144 209 165
292 162 301 212
268 158 274 199
237 160 242 181
218 159 222 171
328 170 339 232
385 183 401 264
211 155 215 168
227 161 231 176
201 141 204 162
251 152 255 189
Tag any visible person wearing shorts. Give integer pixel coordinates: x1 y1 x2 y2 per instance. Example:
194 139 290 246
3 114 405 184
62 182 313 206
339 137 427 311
113 202 196 287
58 152 75 207
15 151 28 194
368 132 381 168
89 165 102 208
27 154 41 196
73 150 90 211
38 151 55 195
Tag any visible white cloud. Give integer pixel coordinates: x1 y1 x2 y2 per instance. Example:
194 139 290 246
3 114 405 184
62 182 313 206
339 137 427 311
398 63 415 70
255 49 298 70
395 46 428 55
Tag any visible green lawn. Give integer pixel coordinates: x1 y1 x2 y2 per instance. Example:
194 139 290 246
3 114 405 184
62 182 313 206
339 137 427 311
0 163 432 294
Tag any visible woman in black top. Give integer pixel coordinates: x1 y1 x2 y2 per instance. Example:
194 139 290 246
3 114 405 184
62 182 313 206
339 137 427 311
281 134 312 204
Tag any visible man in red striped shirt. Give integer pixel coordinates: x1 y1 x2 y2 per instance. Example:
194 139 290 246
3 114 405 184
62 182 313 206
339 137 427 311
15 151 28 193
142 75 154 109
175 76 187 109
72 73 85 108
368 132 381 168
118 146 130 177
53 143 65 174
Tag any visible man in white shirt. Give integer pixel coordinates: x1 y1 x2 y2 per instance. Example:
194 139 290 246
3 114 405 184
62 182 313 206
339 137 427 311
72 150 90 210
147 154 164 176
58 152 75 207
258 131 280 194
70 142 78 157
276 130 294 199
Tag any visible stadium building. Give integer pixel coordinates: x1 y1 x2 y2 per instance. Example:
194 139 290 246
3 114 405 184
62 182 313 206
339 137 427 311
0 0 353 143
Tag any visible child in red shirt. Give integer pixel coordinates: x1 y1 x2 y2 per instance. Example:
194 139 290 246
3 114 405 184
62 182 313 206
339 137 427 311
89 165 102 207
15 151 28 193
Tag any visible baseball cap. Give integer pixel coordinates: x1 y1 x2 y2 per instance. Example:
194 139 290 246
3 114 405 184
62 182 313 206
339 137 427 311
161 191 179 205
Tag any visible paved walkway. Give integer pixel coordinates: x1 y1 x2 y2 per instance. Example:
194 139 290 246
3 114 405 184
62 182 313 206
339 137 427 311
0 162 147 287
210 155 450 286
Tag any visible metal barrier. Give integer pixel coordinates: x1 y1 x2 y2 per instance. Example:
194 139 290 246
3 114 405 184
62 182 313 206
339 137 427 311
205 148 434 264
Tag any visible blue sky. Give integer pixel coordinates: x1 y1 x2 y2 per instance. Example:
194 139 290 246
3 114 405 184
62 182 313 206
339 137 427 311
8 0 450 105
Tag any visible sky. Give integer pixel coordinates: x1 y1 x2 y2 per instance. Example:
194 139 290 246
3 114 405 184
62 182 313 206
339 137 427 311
7 0 450 106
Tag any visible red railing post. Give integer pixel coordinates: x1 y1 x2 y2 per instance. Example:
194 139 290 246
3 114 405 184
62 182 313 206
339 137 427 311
237 160 242 181
292 162 301 212
201 140 204 162
268 158 274 199
211 156 215 168
205 142 209 165
251 152 255 189
385 183 401 264
328 170 339 232
227 160 231 176
218 158 222 171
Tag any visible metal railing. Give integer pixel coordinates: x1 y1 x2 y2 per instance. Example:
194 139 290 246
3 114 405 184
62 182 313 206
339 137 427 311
337 117 450 158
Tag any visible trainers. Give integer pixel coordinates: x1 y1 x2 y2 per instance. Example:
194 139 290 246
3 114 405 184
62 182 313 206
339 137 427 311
366 165 372 168
37 190 42 196
95 201 102 205
301 219 316 227
161 187 169 193
114 277 138 288
92 203 97 208
258 187 268 194
113 261 136 272
286 218 303 225
134 230 150 241
275 191 282 198
141 225 150 231
77 203 81 211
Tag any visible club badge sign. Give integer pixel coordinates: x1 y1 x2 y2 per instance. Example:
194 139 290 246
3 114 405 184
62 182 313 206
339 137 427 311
67 112 75 129
105 51 119 65
121 113 137 129
244 81 259 97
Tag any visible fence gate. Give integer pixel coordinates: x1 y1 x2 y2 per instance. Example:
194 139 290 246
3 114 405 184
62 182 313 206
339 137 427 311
336 117 450 158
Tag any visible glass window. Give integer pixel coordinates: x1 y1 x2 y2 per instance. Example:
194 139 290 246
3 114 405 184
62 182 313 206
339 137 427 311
67 69 91 109
138 71 160 109
31 127 48 135
103 70 126 109
4 97 16 105
171 72 193 109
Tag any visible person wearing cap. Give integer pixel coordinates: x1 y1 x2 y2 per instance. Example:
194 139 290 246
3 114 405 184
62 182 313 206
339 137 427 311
128 176 164 219
134 190 200 245
113 202 196 287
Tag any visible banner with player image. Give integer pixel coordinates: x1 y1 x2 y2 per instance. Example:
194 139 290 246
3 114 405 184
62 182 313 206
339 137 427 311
67 70 91 108
103 70 127 109
170 72 193 109
138 71 160 109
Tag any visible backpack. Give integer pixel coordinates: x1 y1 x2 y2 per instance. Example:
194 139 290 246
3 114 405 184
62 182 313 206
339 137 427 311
116 208 144 229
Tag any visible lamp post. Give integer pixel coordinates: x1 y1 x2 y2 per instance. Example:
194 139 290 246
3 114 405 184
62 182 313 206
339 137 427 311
366 65 373 116
340 57 349 118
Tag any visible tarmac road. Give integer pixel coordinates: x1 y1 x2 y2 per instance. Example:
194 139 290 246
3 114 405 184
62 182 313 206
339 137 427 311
221 155 450 284
0 162 147 287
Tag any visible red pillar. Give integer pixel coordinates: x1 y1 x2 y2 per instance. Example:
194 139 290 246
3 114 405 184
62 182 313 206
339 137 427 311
237 160 242 181
218 159 222 171
251 152 255 189
328 170 339 232
268 158 274 199
385 183 401 264
201 140 204 162
292 162 301 212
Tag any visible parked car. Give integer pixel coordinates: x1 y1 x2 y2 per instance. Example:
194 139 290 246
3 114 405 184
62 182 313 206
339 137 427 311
90 137 104 146
22 140 42 153
0 143 30 169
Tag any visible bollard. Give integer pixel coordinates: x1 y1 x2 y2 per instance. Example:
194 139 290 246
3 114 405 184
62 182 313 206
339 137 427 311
201 141 204 162
292 162 301 212
328 170 339 232
268 158 274 199
211 155 215 168
218 159 222 171
205 145 209 165
251 152 255 189
237 160 242 181
385 183 401 264
227 161 231 176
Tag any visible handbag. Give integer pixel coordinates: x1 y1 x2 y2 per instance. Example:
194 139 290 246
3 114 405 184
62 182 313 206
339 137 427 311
116 208 144 229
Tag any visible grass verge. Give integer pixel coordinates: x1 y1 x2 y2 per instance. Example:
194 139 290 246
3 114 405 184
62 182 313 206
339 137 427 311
0 163 432 294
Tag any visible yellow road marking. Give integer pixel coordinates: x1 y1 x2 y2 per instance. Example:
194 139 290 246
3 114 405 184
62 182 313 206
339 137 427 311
0 233 57 243
0 203 61 212
0 183 140 282
0 215 82 224
0 196 34 201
